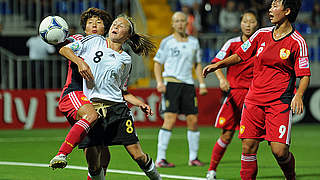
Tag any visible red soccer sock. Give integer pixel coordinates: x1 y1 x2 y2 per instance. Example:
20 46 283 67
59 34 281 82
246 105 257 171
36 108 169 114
240 153 257 180
58 119 90 156
277 152 296 180
208 138 229 171
87 175 92 180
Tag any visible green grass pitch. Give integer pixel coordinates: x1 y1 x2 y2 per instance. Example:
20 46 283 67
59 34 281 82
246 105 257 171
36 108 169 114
0 124 319 179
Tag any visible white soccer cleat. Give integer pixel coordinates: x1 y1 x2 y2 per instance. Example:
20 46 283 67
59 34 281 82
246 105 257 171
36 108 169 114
49 154 67 170
206 170 217 180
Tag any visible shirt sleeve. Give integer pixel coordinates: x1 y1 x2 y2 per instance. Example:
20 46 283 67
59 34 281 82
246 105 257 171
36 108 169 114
120 63 132 91
293 39 311 77
236 30 260 61
153 39 168 64
65 39 85 56
211 38 234 63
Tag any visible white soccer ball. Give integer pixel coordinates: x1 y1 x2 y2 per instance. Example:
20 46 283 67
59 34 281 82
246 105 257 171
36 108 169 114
39 16 69 45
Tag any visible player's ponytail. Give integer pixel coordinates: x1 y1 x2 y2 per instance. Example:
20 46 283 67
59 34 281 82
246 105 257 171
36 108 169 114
117 14 156 56
127 33 156 56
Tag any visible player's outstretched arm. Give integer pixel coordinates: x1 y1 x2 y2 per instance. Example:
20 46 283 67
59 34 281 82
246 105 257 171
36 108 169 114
202 54 241 78
123 91 154 116
291 76 310 115
59 46 94 82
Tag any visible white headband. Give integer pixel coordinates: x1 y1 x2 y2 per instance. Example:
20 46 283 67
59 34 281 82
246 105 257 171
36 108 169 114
125 18 134 35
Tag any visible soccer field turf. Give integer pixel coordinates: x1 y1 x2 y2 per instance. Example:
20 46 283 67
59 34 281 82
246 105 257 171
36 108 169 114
0 124 319 180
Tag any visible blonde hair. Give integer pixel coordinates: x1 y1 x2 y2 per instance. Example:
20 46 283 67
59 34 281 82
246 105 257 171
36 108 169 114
117 14 156 56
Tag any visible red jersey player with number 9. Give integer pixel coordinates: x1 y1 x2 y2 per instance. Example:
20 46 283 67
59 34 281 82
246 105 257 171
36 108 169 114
203 0 310 179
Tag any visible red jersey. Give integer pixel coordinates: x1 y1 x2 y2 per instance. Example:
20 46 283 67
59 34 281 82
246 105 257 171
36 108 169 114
61 34 85 98
236 27 311 105
211 36 254 89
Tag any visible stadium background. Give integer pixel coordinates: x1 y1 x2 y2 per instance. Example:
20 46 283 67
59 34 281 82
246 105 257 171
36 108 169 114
0 0 319 179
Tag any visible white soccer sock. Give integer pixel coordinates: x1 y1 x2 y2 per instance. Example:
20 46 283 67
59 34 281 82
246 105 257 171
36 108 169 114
187 130 200 161
156 128 172 163
90 168 104 180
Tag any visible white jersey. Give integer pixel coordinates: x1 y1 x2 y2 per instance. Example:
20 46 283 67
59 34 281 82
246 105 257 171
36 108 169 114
153 35 201 85
66 34 132 103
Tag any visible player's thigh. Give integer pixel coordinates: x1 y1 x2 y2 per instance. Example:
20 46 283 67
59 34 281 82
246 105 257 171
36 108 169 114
180 84 198 115
215 93 242 130
265 103 292 145
77 103 99 123
239 102 266 139
163 82 182 113
58 91 92 124
104 109 139 146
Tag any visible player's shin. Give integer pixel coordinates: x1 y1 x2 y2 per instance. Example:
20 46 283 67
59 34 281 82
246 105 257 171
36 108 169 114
209 137 229 171
240 153 258 180
137 154 162 180
58 118 91 156
277 152 296 180
88 167 104 180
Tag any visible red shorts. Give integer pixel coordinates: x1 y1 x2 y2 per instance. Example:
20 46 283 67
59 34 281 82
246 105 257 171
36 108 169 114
215 89 248 130
58 91 91 125
239 102 293 145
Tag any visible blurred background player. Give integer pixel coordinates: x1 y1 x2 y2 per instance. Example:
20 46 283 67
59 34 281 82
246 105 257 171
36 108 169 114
154 11 208 168
49 7 113 180
206 9 259 180
203 0 310 179
61 14 161 180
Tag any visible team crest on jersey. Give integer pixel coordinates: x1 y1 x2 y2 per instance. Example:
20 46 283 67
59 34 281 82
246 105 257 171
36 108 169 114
279 48 290 60
171 47 180 57
299 57 309 68
70 42 80 52
240 125 245 134
219 117 226 125
241 40 251 52
81 96 89 101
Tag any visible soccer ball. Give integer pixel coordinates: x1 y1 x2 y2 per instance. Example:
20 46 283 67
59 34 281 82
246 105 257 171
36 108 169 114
39 16 69 45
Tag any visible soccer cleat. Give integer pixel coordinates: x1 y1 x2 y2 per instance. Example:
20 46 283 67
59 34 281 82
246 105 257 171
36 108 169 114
188 158 205 166
49 154 67 169
206 170 217 180
156 159 175 168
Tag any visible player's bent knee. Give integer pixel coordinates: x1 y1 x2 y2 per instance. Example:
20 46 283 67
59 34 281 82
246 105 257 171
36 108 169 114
272 149 289 160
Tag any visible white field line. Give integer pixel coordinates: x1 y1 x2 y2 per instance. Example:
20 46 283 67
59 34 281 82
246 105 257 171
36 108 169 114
0 134 215 143
0 161 213 180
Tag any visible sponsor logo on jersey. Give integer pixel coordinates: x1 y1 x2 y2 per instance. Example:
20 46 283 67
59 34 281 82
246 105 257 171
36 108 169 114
219 117 226 125
279 48 290 60
70 42 80 52
216 51 226 60
81 96 89 101
299 57 309 68
241 40 251 52
240 125 245 134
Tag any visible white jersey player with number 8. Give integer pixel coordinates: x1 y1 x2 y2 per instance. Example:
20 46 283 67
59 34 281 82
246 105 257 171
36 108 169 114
62 14 161 180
